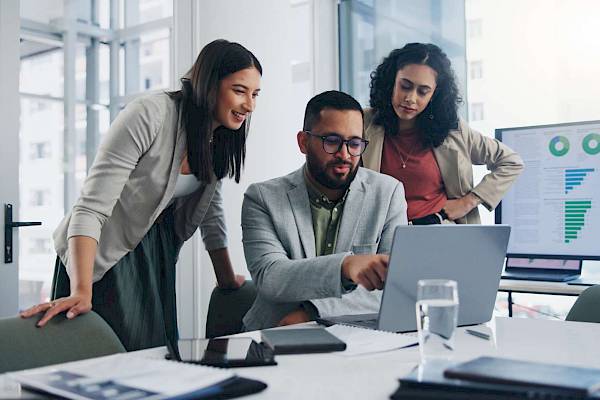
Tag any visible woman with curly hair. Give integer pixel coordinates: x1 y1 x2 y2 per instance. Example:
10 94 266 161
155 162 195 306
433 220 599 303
363 43 523 224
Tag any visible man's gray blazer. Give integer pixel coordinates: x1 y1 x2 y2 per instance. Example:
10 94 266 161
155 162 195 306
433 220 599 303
241 166 408 330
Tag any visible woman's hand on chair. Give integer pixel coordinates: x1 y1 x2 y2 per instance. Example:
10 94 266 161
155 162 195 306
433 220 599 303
20 291 92 327
217 274 246 290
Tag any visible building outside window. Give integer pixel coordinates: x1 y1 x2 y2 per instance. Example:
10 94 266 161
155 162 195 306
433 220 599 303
18 0 173 309
469 102 484 121
29 238 53 255
469 60 483 80
467 18 482 38
29 189 51 207
29 142 52 159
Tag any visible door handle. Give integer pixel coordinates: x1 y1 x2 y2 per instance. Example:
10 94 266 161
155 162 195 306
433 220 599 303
4 203 42 263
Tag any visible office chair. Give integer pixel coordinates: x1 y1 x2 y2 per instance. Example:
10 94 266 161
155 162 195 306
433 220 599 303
206 280 257 338
0 311 126 373
566 285 600 323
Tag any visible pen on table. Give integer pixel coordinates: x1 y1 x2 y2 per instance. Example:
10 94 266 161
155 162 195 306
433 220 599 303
466 329 490 341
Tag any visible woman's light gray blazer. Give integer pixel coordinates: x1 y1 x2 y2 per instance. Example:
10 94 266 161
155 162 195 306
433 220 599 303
53 93 227 282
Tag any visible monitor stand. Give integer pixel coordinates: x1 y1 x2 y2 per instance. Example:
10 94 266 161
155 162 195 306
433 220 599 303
503 257 582 282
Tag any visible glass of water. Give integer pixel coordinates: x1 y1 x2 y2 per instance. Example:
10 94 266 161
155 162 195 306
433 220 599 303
416 279 459 363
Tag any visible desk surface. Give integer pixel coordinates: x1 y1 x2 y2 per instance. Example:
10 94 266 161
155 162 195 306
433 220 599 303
499 278 590 295
4 317 600 400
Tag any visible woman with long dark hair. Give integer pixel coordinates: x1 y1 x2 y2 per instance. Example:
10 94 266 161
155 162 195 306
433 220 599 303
21 39 262 350
363 43 523 224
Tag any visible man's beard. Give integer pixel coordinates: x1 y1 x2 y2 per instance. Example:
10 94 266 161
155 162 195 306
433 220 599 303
306 152 358 190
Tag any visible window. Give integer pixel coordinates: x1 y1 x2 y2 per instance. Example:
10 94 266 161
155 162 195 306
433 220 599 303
467 19 482 38
30 189 51 207
339 0 600 322
29 101 48 113
28 238 53 254
29 142 52 159
470 102 484 121
338 0 467 111
469 60 483 80
18 0 173 310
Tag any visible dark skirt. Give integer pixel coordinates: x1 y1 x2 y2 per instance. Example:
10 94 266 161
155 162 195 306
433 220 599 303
51 206 181 352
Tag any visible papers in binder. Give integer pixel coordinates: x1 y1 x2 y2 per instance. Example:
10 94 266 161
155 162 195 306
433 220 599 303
326 324 417 356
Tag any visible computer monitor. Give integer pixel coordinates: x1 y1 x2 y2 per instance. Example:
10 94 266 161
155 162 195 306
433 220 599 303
495 120 600 268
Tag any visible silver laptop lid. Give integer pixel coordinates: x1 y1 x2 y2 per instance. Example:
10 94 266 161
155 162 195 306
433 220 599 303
378 225 511 332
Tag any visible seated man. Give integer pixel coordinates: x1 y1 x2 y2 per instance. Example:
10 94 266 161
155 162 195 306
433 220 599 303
242 90 408 330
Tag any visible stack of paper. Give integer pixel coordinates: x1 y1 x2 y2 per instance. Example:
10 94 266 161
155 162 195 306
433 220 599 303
10 353 233 400
326 324 417 356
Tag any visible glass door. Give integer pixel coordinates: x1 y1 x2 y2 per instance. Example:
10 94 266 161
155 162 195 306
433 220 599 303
8 0 173 313
0 0 21 317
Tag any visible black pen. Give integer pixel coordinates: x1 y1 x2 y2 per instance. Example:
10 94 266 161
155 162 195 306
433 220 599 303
466 329 490 341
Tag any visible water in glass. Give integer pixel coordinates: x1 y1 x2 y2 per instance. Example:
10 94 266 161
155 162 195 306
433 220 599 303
416 280 459 362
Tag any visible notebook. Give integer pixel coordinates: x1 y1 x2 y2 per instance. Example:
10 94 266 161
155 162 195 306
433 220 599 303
325 324 417 356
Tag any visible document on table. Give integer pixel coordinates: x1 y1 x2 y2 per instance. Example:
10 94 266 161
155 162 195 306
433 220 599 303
326 325 417 356
10 353 233 400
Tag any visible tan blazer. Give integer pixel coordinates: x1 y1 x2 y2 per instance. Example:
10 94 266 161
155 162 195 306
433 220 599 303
53 93 227 282
362 109 524 224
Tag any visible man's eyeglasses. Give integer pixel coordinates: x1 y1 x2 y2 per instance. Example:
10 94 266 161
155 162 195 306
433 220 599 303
303 131 369 157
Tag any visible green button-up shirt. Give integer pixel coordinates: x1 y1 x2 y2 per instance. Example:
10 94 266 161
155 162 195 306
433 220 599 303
304 169 349 257
301 168 357 318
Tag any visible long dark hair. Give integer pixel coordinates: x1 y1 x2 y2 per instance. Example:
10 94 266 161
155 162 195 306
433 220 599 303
169 39 262 183
369 43 461 148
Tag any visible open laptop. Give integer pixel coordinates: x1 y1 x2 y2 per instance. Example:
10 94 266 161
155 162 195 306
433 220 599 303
501 257 581 282
318 225 511 333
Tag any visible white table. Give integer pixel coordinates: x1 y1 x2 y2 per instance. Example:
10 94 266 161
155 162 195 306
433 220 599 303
4 317 600 399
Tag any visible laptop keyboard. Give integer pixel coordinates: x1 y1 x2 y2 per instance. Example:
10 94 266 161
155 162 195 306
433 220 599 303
349 319 378 329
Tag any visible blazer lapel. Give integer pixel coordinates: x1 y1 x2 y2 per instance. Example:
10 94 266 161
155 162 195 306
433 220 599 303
433 144 463 198
287 169 316 258
362 113 385 171
336 171 366 252
154 103 187 219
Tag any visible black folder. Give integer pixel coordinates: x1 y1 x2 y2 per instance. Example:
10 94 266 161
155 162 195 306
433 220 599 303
260 328 346 354
391 360 600 400
171 376 267 399
444 356 600 397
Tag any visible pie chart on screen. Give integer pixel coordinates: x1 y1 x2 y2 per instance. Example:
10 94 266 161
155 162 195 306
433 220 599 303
549 135 569 157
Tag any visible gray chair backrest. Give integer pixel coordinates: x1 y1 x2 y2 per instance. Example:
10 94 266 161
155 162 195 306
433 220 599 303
566 285 600 323
0 311 126 373
206 280 257 338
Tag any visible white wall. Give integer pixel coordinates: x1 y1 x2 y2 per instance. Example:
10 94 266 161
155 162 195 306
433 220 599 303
175 0 339 337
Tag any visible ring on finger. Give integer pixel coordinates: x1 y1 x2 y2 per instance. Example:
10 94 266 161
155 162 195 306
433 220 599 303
49 301 57 308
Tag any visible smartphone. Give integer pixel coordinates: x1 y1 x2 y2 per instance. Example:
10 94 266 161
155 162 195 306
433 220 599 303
169 338 276 368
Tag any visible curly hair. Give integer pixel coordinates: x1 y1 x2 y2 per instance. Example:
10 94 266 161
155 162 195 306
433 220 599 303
369 43 462 148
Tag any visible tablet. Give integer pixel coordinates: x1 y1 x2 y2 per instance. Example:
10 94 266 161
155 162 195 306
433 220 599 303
170 338 277 368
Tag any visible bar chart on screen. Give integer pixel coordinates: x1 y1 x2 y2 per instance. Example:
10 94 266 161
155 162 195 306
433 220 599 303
499 121 600 258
